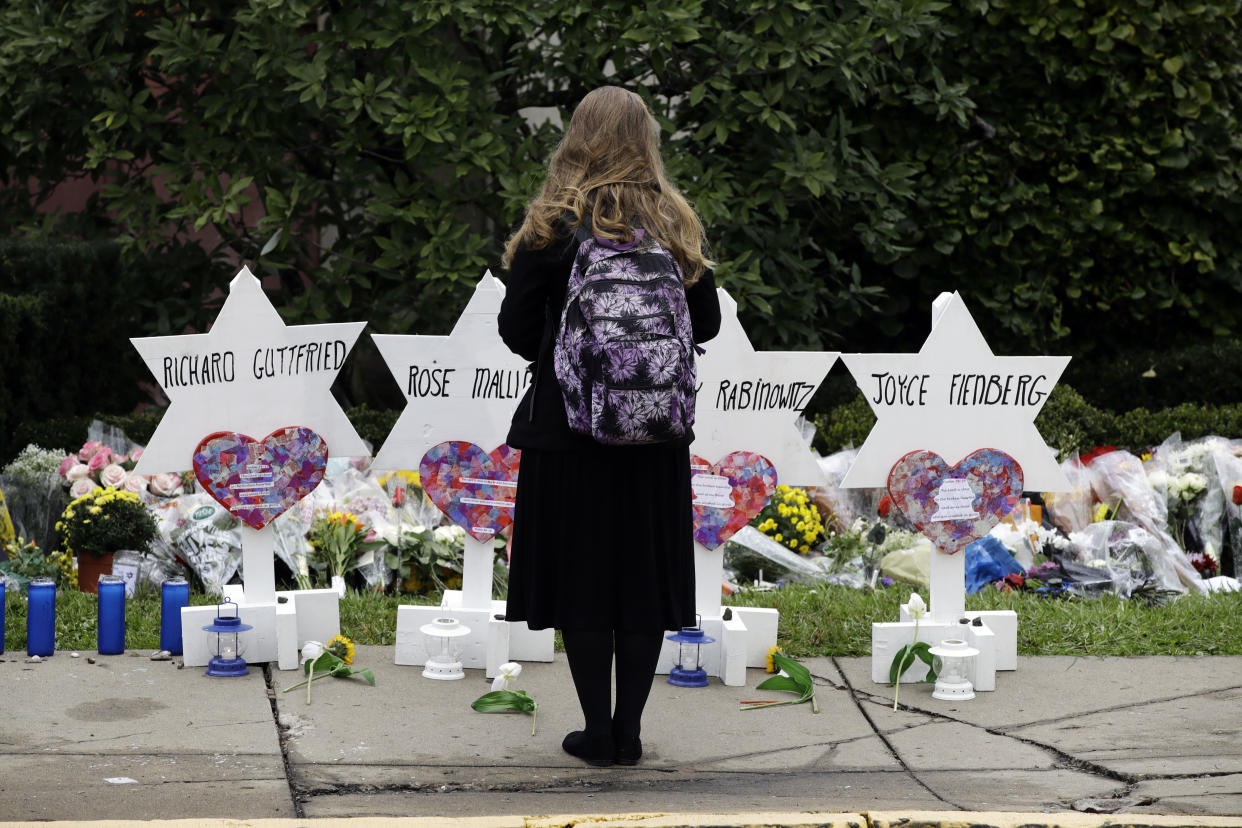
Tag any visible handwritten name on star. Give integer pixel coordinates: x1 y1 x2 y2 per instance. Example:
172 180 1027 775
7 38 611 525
160 341 351 389
867 371 1050 408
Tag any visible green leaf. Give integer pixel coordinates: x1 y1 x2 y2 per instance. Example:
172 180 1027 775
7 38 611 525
304 651 344 676
472 689 537 713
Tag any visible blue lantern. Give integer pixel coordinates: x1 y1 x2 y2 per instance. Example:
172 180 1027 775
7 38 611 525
665 620 715 688
202 600 252 677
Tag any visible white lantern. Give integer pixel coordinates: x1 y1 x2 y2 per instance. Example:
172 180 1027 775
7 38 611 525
927 638 979 701
419 616 470 680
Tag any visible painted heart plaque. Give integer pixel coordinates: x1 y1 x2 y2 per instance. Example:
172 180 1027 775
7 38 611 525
419 441 522 542
691 451 778 550
886 448 1023 554
193 426 329 530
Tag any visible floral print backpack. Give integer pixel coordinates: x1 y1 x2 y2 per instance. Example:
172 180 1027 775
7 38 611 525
552 228 699 445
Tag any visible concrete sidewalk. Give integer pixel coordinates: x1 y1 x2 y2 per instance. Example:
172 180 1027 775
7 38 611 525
1 646 1240 824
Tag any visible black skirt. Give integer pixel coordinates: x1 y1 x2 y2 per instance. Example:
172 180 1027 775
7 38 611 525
505 440 695 632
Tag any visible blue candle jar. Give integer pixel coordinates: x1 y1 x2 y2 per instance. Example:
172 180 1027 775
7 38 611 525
160 577 190 655
27 578 56 657
97 575 126 655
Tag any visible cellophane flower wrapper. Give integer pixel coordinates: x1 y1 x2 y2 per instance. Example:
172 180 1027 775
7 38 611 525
811 449 881 529
113 546 184 589
724 525 834 585
1065 520 1162 598
1043 457 1095 535
1213 449 1242 575
1152 435 1238 568
86 419 142 460
272 497 316 589
1088 451 1204 593
312 466 392 589
168 493 242 594
0 472 64 555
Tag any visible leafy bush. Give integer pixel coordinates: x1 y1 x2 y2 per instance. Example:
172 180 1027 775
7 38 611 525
0 240 151 462
813 383 1242 461
1062 339 1242 411
345 406 401 457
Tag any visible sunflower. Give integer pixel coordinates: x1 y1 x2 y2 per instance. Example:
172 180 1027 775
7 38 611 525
327 634 355 665
764 645 786 674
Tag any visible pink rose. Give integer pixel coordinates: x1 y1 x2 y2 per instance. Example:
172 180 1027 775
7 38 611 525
79 440 104 461
87 448 112 473
58 454 78 478
69 478 99 498
123 474 149 494
148 473 184 498
129 447 144 464
114 454 129 465
99 464 128 488
66 463 90 482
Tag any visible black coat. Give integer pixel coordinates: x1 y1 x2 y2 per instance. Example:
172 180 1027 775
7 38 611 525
497 228 722 451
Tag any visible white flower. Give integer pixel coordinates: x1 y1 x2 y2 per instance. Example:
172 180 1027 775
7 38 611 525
66 463 91 482
1170 472 1207 501
300 640 325 664
906 592 927 620
434 525 465 543
99 464 128 488
123 474 149 494
491 662 522 692
148 473 184 498
69 478 98 498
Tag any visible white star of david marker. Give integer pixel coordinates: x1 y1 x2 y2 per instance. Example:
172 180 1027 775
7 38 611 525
839 291 1071 492
371 272 529 471
691 289 838 486
131 266 369 475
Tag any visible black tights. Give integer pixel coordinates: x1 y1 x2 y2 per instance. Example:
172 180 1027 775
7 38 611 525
560 628 664 741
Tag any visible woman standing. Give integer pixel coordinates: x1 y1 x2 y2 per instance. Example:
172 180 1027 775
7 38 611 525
498 86 721 767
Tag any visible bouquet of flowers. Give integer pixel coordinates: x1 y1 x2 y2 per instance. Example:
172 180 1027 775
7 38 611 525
375 522 470 594
1 443 68 553
307 510 384 586
0 536 76 588
752 484 825 555
56 487 159 558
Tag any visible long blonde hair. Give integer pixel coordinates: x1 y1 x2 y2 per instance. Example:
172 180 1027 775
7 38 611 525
502 86 712 284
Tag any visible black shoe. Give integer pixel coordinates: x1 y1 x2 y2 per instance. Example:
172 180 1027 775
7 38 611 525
614 735 642 766
562 731 614 767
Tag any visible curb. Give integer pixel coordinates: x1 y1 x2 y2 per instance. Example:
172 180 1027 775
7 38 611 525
4 812 1241 828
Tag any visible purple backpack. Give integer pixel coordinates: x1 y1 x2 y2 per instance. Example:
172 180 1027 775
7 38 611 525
553 228 698 445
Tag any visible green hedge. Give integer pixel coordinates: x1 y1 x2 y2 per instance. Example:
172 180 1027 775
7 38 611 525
811 384 1242 463
0 240 151 462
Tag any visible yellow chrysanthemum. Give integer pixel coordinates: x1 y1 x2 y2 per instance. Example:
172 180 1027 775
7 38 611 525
327 634 355 665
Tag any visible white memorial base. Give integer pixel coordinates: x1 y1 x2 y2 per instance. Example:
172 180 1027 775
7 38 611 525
650 542 782 687
392 536 555 678
653 606 779 687
180 585 341 671
394 590 555 679
870 536 1018 692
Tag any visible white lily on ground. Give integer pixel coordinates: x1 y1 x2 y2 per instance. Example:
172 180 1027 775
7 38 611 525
492 662 522 692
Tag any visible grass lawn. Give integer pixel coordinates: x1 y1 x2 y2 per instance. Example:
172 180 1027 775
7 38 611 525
5 583 1240 657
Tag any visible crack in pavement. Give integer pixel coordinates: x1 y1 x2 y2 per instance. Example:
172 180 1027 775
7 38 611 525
263 663 306 819
831 656 961 810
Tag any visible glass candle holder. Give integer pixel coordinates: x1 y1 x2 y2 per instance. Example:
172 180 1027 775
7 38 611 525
97 575 126 655
665 622 715 688
160 578 190 655
26 578 56 657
